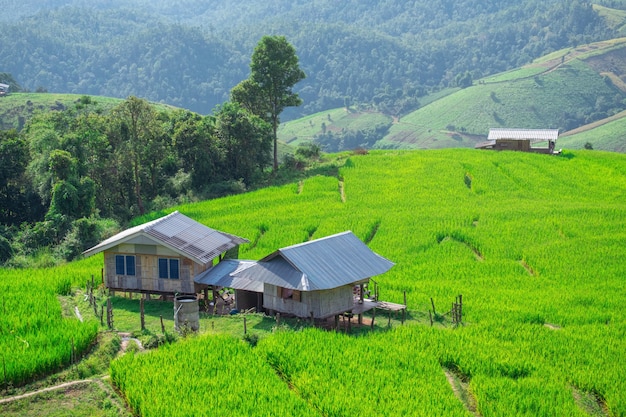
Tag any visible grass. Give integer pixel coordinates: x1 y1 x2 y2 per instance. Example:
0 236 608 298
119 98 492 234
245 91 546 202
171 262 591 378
0 379 131 417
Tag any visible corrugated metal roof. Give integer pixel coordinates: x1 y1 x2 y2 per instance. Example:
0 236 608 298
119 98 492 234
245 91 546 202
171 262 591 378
236 231 394 291
488 128 558 142
82 211 249 266
236 257 313 290
194 260 262 292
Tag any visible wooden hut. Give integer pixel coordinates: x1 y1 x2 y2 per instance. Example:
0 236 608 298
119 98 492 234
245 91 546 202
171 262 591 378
226 231 394 319
0 83 9 96
83 211 248 296
475 128 560 154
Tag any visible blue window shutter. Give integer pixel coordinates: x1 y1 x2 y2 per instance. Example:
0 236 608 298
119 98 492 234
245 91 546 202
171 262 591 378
126 256 136 276
158 258 168 279
170 259 179 279
116 255 125 275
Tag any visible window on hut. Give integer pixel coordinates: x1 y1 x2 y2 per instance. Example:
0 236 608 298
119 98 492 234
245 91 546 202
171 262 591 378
159 258 180 279
280 287 300 301
115 255 136 276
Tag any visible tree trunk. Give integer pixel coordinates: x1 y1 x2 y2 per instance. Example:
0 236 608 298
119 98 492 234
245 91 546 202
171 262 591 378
133 154 144 215
272 121 278 171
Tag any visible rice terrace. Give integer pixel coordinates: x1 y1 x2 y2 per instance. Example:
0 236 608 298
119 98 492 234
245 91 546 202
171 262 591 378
1 148 626 416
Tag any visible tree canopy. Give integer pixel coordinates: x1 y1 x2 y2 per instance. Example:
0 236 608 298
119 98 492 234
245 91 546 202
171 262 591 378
234 36 305 170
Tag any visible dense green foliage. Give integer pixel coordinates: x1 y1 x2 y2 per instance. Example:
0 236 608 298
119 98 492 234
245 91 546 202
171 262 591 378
103 149 626 415
0 95 278 265
0 1 615 115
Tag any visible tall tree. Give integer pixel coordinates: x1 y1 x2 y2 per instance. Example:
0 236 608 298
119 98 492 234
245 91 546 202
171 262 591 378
0 130 39 225
109 96 163 216
234 35 305 170
215 101 272 184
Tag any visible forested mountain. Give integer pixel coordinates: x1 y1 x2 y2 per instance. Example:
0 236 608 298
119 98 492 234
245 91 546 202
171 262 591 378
1 0 620 116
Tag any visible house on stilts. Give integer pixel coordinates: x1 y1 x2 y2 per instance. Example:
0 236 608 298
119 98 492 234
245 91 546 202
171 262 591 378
83 211 248 296
195 231 399 322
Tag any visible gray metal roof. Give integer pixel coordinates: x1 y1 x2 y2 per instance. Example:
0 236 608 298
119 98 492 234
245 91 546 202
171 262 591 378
82 211 248 265
194 259 262 292
488 128 558 142
235 231 394 291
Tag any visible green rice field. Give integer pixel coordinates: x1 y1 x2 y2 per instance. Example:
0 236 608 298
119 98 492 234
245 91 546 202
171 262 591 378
3 148 626 416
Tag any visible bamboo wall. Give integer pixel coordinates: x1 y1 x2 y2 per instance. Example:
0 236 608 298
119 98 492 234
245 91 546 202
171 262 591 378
103 243 211 294
494 139 531 151
263 284 354 319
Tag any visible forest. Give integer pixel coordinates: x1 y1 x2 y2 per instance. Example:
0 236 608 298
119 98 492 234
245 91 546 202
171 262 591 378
0 0 617 117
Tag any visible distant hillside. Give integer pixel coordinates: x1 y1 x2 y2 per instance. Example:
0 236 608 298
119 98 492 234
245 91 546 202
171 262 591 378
0 0 617 116
0 93 119 130
283 38 626 153
0 93 181 131
559 109 626 152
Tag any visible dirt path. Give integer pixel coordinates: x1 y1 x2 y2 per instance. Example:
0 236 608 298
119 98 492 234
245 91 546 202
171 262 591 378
1 331 142 407
0 379 95 404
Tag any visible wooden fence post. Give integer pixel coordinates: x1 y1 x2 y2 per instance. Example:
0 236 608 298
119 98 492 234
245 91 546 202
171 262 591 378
140 298 145 331
2 355 6 391
402 291 407 324
107 298 113 329
160 315 165 334
71 337 75 369
243 317 247 335
370 308 376 329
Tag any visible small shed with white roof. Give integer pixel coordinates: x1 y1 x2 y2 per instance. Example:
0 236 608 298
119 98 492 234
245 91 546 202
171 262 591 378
475 128 560 154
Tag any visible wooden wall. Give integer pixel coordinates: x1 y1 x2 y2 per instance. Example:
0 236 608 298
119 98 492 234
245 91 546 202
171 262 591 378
263 283 354 319
494 139 531 151
103 243 211 294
